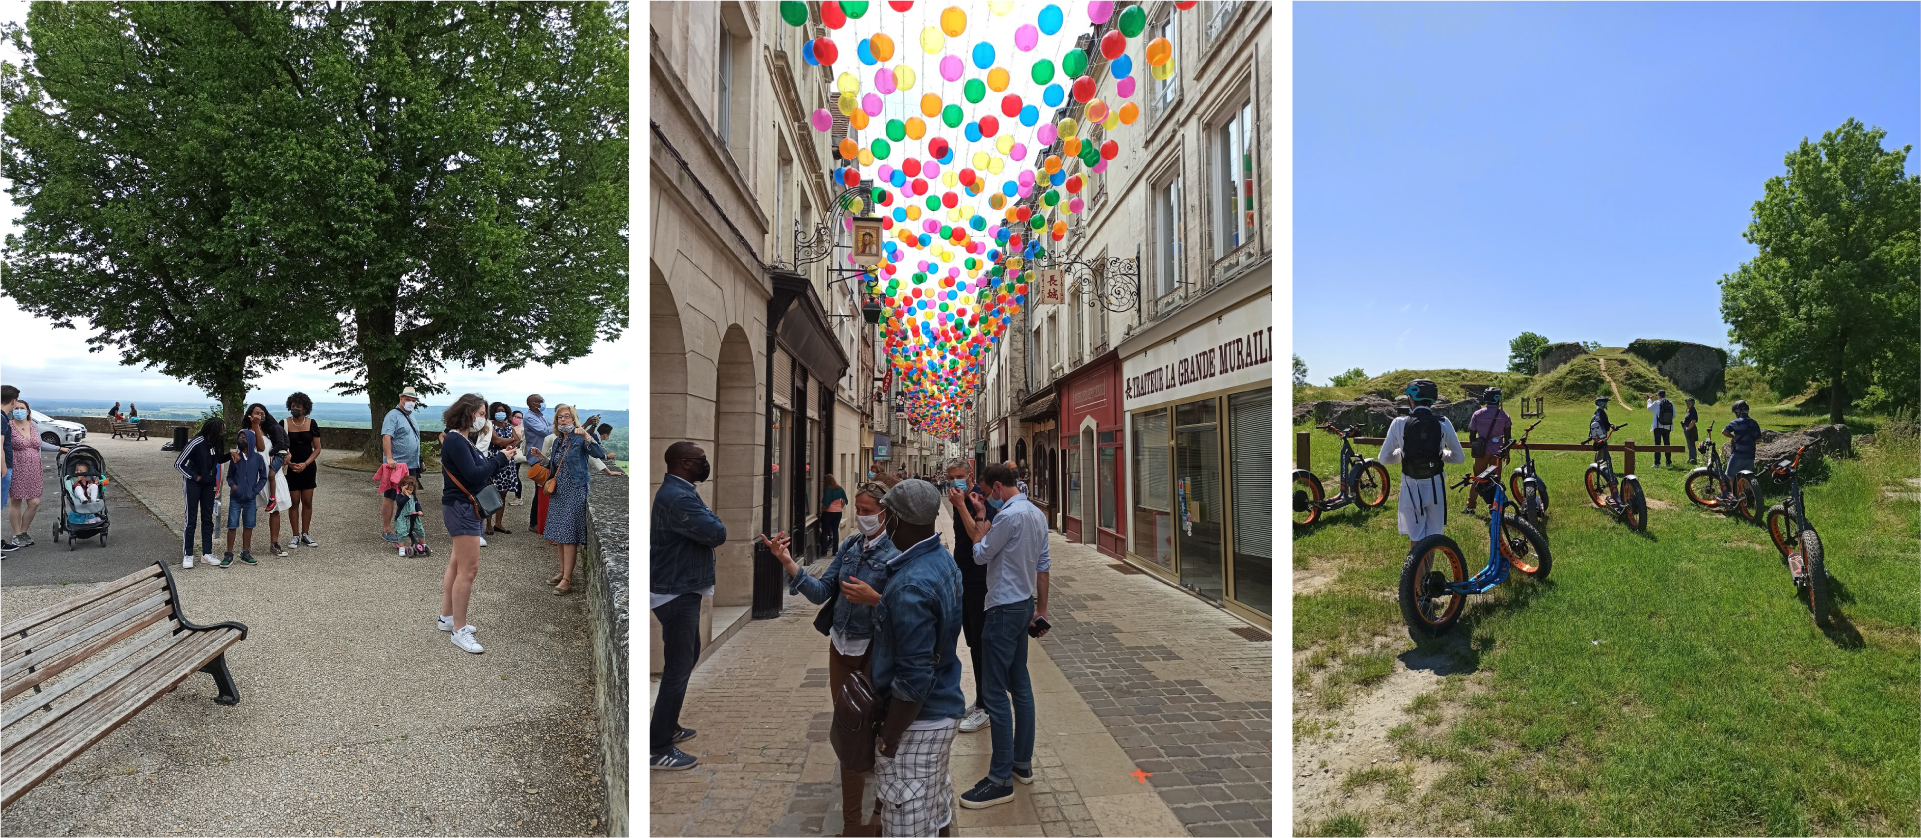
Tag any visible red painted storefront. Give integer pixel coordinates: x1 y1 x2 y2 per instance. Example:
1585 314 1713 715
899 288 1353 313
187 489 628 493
1058 350 1125 560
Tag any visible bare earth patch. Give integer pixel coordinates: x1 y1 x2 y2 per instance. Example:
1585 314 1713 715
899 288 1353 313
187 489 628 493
1295 564 1338 596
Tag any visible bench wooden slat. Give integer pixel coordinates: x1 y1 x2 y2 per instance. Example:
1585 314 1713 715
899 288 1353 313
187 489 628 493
1 596 174 701
1 628 240 807
2 620 179 730
1 566 163 638
0 572 170 665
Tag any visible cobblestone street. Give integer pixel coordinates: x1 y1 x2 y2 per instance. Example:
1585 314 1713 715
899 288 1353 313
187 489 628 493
649 502 1272 837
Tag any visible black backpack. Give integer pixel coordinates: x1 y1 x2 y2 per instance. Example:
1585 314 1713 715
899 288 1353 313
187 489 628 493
1657 399 1674 425
1401 407 1444 479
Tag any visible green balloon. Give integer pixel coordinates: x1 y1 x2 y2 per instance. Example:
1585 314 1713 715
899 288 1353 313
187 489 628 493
886 119 906 142
870 137 890 159
1030 59 1055 85
1043 189 1059 207
926 195 942 211
1118 5 1147 37
1061 48 1087 78
964 79 986 104
872 186 887 204
1029 216 1046 230
779 0 808 26
942 104 964 128
841 0 869 19
940 224 952 238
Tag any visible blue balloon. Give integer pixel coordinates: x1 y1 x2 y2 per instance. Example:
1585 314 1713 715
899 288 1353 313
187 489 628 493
1112 53 1133 79
918 233 932 247
1019 104 1040 127
1049 170 1066 187
964 122 983 142
1038 4 1063 35
972 41 996 70
858 39 877 65
893 206 907 221
802 40 819 66
891 169 907 187
1002 181 1019 197
1042 83 1065 107
970 215 986 231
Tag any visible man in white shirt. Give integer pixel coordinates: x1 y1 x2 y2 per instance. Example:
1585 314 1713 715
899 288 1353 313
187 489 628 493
1377 379 1467 546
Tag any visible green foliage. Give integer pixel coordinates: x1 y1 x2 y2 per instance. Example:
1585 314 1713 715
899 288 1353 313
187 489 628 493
1357 369 1530 403
1329 367 1369 387
1720 118 1920 425
1508 331 1550 374
1723 365 1779 406
1579 340 1604 352
1293 354 1310 387
1528 357 1610 401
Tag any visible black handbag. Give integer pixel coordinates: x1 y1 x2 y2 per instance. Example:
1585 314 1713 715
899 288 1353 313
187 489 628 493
813 591 838 637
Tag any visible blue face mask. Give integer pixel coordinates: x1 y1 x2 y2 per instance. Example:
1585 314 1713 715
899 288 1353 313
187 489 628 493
494 412 507 422
952 479 967 492
10 409 25 421
987 496 1004 510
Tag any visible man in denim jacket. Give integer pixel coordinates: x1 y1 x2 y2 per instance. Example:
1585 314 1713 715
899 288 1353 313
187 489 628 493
649 441 726 771
869 479 966 836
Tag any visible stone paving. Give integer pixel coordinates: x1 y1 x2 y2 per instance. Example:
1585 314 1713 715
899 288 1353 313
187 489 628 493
649 501 1272 836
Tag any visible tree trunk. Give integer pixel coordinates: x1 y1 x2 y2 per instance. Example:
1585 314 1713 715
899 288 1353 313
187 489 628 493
358 300 404 462
1828 360 1847 426
215 366 249 447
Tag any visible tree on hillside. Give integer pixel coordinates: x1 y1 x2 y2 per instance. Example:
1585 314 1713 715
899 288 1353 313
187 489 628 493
1721 118 1920 424
1329 368 1368 387
1580 341 1603 352
2 3 339 432
1292 354 1309 386
1508 331 1550 374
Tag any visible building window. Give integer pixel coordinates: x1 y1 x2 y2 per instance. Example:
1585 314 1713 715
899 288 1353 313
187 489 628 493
1097 430 1118 531
1207 0 1243 42
717 29 734 142
1065 440 1082 522
1153 172 1183 302
1174 397 1223 604
1091 257 1109 350
1131 408 1173 571
1214 100 1256 258
1228 389 1271 616
1070 287 1085 363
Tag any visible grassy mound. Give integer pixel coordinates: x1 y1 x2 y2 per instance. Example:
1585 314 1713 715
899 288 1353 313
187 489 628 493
1528 356 1611 401
1527 351 1688 404
1352 369 1533 403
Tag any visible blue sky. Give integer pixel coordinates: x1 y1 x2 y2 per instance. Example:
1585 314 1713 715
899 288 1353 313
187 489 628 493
1293 1 1920 384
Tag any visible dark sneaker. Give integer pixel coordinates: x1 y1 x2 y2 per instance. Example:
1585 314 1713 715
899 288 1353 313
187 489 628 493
240 550 257 565
219 552 233 568
673 727 697 744
650 747 698 771
1012 766 1034 785
959 777 1014 809
270 541 288 557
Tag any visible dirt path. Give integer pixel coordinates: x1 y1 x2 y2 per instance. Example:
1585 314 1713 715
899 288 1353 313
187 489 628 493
1596 357 1633 409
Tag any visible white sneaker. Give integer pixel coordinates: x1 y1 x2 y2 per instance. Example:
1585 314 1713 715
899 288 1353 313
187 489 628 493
400 545 409 557
479 536 488 547
182 555 194 569
435 616 475 633
450 625 483 654
960 706 990 732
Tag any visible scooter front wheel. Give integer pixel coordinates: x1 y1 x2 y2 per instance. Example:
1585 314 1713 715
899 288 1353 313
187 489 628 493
1400 534 1468 638
1622 478 1648 532
1801 529 1830 628
1355 461 1390 508
1733 475 1763 524
1684 468 1720 508
1765 505 1798 559
1499 515 1552 579
1293 470 1325 527
1584 465 1607 508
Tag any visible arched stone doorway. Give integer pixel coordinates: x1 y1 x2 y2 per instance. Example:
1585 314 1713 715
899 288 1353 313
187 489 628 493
711 325 758 608
650 263 690 491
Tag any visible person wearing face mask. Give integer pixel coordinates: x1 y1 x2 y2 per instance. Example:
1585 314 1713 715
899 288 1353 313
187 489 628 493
535 404 604 595
650 440 726 771
942 457 995 735
522 394 552 529
282 392 323 548
436 393 518 654
381 390 426 543
2 385 19 553
759 480 899 835
509 411 528 504
484 401 522 537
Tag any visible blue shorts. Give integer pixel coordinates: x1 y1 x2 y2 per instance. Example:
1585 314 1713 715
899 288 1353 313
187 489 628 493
441 499 484 538
2 470 9 510
226 497 257 530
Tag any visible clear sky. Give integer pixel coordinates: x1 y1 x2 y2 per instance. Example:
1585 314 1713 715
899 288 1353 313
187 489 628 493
1293 1 1920 385
0 0 631 410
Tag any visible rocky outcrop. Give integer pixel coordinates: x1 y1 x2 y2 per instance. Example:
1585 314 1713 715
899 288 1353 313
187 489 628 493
1537 342 1588 375
1460 384 1491 401
1300 396 1476 438
1627 340 1728 401
1756 423 1852 469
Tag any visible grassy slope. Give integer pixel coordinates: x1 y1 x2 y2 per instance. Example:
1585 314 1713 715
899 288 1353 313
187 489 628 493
1291 401 1920 835
1528 349 1687 405
1298 369 1533 405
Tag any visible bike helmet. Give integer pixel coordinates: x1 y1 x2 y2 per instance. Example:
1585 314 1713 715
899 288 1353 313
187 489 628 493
1731 399 1750 416
1482 388 1503 405
1595 396 1610 407
1404 378 1438 405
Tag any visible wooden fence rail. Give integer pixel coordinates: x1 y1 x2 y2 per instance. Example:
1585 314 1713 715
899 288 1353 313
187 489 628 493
1295 431 1687 477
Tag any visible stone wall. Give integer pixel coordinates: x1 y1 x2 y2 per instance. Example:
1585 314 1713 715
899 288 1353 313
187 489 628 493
1756 424 1852 469
584 476 630 836
1299 396 1476 439
1536 343 1589 375
1626 340 1728 401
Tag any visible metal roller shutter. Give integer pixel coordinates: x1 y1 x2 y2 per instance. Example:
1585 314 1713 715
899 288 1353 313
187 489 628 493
1228 389 1271 560
773 349 792 410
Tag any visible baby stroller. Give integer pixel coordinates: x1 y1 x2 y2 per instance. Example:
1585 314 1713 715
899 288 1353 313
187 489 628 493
53 445 111 550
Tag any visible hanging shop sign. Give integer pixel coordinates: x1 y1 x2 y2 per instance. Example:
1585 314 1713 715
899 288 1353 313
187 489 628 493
852 217 884 268
1121 292 1273 411
873 433 891 462
1036 267 1065 305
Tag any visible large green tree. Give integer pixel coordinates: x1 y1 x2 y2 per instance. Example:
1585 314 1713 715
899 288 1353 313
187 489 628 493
1508 331 1549 374
2 2 339 431
1721 118 1919 424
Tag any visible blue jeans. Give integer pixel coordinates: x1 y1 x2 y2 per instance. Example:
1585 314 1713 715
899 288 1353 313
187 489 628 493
981 598 1037 785
226 496 257 530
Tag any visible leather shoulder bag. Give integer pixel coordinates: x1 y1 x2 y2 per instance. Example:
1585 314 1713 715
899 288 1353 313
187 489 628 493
445 435 505 519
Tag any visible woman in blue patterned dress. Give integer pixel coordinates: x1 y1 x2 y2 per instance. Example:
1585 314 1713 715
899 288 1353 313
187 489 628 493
485 401 522 536
537 404 603 595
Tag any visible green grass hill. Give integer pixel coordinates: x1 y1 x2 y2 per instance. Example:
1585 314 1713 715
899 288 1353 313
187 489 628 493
1527 348 1687 405
1296 369 1533 404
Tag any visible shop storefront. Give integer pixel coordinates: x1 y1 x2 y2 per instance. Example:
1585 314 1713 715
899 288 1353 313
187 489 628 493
1058 350 1125 559
1017 389 1059 529
1120 288 1273 627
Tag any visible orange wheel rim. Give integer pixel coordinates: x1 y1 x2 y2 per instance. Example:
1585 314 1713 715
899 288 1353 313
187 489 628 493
1417 546 1466 625
1500 525 1538 574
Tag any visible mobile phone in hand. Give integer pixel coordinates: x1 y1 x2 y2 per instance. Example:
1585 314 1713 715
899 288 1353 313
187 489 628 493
1027 615 1052 638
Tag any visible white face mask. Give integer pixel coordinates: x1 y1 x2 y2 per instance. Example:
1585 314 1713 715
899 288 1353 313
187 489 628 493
471 415 486 432
557 422 574 435
857 513 884 537
399 401 414 414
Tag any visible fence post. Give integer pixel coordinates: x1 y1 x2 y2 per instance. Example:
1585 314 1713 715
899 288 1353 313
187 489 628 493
1296 431 1311 470
1623 440 1636 476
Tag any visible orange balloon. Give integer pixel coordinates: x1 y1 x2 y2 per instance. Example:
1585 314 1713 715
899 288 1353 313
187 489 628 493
850 109 870 130
869 33 895 62
1118 101 1140 125
1064 137 1082 157
839 138 859 160
987 67 1010 92
1044 155 1061 174
1052 221 1067 239
1145 37 1171 67
940 6 967 37
906 116 927 139
921 93 943 117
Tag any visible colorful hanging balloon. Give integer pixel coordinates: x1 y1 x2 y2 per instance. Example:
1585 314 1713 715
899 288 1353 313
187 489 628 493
940 6 967 37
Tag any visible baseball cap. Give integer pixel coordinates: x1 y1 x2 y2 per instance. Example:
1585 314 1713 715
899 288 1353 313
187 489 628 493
881 479 942 526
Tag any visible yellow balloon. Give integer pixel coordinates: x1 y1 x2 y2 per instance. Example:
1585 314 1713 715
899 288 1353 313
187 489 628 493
942 170 959 188
837 72 860 96
851 109 870 130
858 149 875 166
1103 112 1122 131
989 193 1006 210
940 6 967 37
1059 118 1079 139
973 151 991 169
987 157 1004 174
838 92 857 116
987 67 1010 92
1151 60 1175 81
906 116 926 139
895 65 917 91
988 1 1013 15
1007 257 1023 270
920 26 945 54
1085 99 1108 123
995 134 1014 154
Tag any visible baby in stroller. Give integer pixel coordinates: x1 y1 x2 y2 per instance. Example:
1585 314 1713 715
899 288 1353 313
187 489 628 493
66 461 105 526
55 446 112 549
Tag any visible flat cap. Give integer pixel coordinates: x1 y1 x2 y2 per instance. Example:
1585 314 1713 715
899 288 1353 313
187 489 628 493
881 479 942 526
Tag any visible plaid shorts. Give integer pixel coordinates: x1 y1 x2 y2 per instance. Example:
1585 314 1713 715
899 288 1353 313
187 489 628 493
874 724 957 837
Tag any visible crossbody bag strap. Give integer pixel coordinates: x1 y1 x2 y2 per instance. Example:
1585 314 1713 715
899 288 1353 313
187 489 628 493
443 435 486 519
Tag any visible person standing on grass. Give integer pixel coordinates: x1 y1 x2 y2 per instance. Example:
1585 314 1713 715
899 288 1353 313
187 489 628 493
510 411 528 503
868 479 965 836
943 457 995 737
245 403 291 557
538 405 604 596
221 428 269 567
651 441 725 771
522 394 553 529
761 479 899 836
381 390 425 544
174 417 225 568
951 464 1049 810
1378 379 1466 549
1462 388 1511 516
437 393 516 654
485 401 521 536
282 392 322 549
1645 389 1676 467
1682 397 1700 464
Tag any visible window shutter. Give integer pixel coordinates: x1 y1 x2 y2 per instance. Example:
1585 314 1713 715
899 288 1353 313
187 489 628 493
773 349 793 410
1229 390 1270 559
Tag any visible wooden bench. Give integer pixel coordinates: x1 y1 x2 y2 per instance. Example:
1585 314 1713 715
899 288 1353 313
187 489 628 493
108 420 147 441
1 562 247 807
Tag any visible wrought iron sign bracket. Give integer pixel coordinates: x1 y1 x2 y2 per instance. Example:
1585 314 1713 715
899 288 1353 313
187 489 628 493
1031 252 1141 313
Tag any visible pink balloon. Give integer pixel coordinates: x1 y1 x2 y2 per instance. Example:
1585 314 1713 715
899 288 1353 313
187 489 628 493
1092 159 1109 174
940 54 964 81
1037 123 1058 144
1070 197 1084 213
923 219 940 233
1019 170 1035 186
1116 77 1136 99
1018 183 1033 198
1015 24 1040 51
877 163 895 180
810 108 833 132
863 93 884 116
1010 142 1028 161
876 67 896 94
923 160 941 178
1087 1 1114 24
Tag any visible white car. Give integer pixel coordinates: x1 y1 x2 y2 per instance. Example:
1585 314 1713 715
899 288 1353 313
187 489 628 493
30 410 87 447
